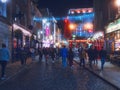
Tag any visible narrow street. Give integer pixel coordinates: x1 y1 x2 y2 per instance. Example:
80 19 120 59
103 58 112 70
0 59 116 90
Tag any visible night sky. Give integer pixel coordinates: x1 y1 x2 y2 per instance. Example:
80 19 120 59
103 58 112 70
37 0 93 17
36 0 93 30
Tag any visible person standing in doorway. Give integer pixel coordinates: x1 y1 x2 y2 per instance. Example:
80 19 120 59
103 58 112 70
0 43 10 80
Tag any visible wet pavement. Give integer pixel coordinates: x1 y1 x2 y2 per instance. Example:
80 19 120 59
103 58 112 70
0 58 33 85
74 58 120 89
0 58 117 90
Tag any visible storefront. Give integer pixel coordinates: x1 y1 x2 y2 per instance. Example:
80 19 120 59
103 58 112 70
13 24 32 48
87 31 104 50
106 18 120 53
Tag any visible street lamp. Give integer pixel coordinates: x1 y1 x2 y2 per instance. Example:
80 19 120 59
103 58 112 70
1 0 7 3
69 23 76 30
116 0 120 14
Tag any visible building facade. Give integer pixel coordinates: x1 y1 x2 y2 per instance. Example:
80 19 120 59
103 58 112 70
0 0 45 61
94 0 119 52
93 0 117 31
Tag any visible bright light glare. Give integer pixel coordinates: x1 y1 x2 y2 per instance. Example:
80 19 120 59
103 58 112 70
116 0 120 6
42 19 47 24
69 23 76 30
84 23 93 30
1 0 7 3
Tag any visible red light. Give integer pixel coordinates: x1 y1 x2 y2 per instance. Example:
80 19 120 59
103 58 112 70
64 19 68 23
88 29 93 33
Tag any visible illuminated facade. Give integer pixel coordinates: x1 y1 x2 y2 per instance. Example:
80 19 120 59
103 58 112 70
106 18 120 52
65 8 94 39
0 0 45 61
93 0 117 31
94 0 120 53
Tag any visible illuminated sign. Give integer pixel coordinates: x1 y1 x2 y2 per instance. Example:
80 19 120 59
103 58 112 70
106 19 120 33
93 31 104 39
106 23 120 33
13 24 32 36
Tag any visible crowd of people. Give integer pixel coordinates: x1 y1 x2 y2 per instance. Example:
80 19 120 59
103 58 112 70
0 43 107 80
60 44 107 71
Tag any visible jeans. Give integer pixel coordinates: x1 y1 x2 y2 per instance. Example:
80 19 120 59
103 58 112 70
0 61 7 77
80 58 85 67
62 57 67 68
101 57 105 70
89 59 93 68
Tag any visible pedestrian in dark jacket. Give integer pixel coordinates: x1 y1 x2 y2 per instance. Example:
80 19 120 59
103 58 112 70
50 47 56 63
0 43 10 80
93 46 99 64
55 47 60 60
79 48 86 67
38 48 43 62
87 45 94 69
99 47 107 70
20 47 27 65
43 47 49 64
68 47 74 68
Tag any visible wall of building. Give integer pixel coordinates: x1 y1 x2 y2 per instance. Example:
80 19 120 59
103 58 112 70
93 0 118 31
0 21 11 49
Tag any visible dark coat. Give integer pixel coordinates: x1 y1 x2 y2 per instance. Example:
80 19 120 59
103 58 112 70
68 49 74 60
87 48 94 60
99 49 107 58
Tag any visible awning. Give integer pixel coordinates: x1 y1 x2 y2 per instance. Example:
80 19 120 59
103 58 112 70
13 24 32 36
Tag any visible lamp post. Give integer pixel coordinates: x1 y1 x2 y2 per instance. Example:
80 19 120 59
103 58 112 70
11 17 14 62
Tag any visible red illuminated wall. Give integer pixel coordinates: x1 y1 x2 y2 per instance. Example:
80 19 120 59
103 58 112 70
64 19 72 39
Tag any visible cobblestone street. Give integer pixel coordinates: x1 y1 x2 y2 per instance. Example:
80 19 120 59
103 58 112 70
0 60 117 90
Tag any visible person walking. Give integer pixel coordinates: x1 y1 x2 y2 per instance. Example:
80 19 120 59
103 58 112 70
79 48 86 67
43 47 49 64
50 47 56 63
93 46 99 64
68 47 74 69
87 45 94 69
0 43 10 80
20 47 28 65
55 47 60 60
38 48 43 62
60 45 68 68
30 47 35 61
99 47 107 71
